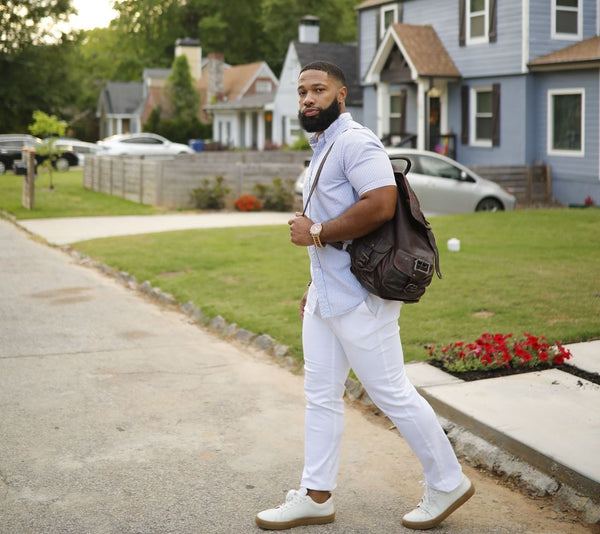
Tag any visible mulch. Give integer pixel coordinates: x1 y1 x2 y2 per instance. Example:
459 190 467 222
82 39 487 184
427 360 600 385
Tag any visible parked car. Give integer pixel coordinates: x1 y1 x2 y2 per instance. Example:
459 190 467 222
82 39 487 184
0 134 78 173
294 148 517 214
46 138 108 166
97 133 194 157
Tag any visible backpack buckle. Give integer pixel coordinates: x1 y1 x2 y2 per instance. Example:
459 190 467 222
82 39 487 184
414 259 432 275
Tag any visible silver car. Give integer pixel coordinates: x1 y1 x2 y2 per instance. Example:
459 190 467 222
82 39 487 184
295 148 517 214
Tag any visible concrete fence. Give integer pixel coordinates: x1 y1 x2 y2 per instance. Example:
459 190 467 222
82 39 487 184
83 151 311 208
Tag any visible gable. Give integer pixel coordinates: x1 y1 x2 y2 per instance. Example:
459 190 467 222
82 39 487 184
99 82 144 115
294 41 362 106
366 23 461 83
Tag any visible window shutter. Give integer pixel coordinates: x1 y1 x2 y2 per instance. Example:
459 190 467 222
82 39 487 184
461 85 469 144
489 0 498 42
376 10 381 46
459 0 466 46
492 84 501 146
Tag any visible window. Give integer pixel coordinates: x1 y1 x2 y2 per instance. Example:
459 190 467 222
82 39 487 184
470 87 492 145
255 80 272 93
468 0 488 42
379 4 401 40
552 0 582 40
459 0 496 45
547 89 584 156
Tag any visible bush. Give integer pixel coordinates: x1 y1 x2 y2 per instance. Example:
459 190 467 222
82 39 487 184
289 135 310 150
254 177 295 211
190 176 230 210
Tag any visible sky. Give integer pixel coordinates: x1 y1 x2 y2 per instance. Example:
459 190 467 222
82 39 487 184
69 0 118 31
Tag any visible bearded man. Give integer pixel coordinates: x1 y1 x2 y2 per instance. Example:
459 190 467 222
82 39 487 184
255 61 474 531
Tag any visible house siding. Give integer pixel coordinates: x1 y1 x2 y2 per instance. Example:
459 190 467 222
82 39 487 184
359 9 379 81
532 69 600 205
401 0 523 77
451 75 530 166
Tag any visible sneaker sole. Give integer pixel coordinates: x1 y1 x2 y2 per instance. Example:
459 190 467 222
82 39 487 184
255 512 335 530
401 481 475 530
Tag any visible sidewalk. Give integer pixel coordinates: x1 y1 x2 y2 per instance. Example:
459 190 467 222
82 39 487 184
1 214 598 532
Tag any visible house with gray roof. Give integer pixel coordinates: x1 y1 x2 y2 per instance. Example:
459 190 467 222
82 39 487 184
96 81 144 139
272 16 360 146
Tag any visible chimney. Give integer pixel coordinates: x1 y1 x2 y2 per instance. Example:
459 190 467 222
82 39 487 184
207 53 225 104
299 15 320 43
175 38 202 81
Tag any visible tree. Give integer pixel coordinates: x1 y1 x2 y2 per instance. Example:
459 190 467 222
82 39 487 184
165 55 199 119
28 110 67 189
0 0 75 56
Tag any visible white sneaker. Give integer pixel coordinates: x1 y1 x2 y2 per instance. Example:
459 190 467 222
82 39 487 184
255 487 335 530
402 474 475 530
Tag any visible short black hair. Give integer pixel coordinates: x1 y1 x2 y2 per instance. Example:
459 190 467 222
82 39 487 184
299 61 346 86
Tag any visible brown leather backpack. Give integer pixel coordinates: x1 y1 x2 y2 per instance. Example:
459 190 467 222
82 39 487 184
345 157 442 302
304 149 441 303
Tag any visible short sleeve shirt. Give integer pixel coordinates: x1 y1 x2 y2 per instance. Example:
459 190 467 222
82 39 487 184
303 113 396 318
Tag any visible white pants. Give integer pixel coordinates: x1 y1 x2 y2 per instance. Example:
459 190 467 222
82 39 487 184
301 290 463 492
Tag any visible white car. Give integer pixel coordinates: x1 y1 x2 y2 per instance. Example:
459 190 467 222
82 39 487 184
47 138 108 166
97 133 194 157
295 148 517 214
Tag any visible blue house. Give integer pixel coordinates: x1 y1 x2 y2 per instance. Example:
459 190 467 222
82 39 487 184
357 0 600 206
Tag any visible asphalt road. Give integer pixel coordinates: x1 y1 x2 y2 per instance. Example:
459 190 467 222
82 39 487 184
0 217 593 534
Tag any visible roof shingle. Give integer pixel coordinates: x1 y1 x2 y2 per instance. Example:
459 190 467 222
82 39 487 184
391 24 461 78
529 35 600 69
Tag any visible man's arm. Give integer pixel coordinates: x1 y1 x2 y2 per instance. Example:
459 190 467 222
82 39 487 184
288 185 397 247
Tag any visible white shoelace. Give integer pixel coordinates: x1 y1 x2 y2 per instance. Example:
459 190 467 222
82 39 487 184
278 489 306 510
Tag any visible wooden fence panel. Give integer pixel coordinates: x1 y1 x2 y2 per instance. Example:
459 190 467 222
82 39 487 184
470 165 552 206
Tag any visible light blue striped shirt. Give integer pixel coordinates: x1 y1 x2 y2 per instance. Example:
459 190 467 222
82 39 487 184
303 112 396 318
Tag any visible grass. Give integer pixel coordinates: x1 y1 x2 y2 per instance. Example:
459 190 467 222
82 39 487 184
0 170 164 219
72 209 600 363
2 169 598 363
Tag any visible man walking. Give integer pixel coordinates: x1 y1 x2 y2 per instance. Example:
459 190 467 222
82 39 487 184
255 61 474 531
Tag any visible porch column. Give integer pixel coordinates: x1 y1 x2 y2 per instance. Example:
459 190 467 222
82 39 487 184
244 113 252 149
257 111 265 151
416 79 428 151
376 83 389 138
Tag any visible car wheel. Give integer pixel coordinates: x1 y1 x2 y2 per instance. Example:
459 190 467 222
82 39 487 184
476 198 503 212
55 157 70 172
0 161 5 174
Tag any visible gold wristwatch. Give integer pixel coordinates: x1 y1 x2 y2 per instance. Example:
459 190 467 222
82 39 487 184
310 223 324 248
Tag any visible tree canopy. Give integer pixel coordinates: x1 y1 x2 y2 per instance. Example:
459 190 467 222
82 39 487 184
0 0 358 137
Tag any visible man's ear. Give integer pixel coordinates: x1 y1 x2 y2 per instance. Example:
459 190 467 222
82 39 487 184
338 86 348 103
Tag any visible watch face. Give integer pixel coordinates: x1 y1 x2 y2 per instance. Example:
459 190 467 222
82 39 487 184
310 223 322 236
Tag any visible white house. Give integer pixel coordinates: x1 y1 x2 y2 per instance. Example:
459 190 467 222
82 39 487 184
272 16 362 146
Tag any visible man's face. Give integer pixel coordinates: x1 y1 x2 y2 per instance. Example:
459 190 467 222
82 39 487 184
297 69 346 133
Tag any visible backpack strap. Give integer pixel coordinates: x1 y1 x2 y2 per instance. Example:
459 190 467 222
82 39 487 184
301 142 335 217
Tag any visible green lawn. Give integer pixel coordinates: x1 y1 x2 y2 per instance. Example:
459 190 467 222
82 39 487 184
73 209 600 363
2 169 598 364
0 170 164 219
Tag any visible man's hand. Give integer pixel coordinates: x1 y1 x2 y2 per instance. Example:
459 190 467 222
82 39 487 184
288 212 314 247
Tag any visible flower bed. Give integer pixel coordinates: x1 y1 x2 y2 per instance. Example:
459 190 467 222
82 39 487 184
427 332 572 379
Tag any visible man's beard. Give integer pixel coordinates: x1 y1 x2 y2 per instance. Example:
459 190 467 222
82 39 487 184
298 97 341 133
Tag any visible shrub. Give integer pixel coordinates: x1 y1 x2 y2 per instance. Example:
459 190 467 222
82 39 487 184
428 332 572 373
190 176 230 210
254 177 295 211
234 194 262 212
